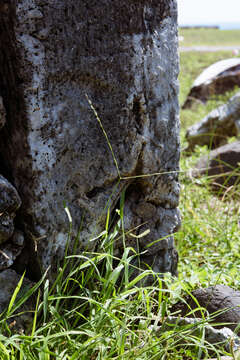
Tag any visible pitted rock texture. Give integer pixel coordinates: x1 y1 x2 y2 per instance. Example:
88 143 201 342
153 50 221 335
0 175 21 244
0 0 180 278
186 92 240 151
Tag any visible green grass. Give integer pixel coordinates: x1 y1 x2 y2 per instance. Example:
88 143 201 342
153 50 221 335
0 211 232 359
179 28 240 47
0 205 220 359
178 50 240 290
1 40 240 359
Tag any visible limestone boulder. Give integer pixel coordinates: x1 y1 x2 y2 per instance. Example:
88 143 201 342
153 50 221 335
192 141 240 190
0 0 180 279
186 92 240 151
183 58 240 109
172 285 240 334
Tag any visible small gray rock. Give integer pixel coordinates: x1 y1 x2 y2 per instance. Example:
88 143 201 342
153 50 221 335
183 58 240 109
0 231 25 270
192 141 240 190
172 284 240 334
0 175 21 214
186 92 240 151
12 230 25 247
0 213 15 245
0 175 21 244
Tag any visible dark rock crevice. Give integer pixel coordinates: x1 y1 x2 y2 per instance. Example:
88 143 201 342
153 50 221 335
0 1 39 280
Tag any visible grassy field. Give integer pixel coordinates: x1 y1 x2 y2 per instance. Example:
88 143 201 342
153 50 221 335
178 40 240 288
178 36 240 293
0 31 240 359
179 28 240 47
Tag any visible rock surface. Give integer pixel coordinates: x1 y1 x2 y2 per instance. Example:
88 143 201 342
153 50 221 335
0 96 6 130
0 1 180 278
0 175 21 245
183 58 240 109
192 141 240 190
0 230 25 270
186 92 240 151
172 285 240 334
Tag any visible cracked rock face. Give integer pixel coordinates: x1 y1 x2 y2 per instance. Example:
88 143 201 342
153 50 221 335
0 0 180 278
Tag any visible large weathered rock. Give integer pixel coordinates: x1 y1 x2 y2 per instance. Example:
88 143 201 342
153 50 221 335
172 285 240 334
0 1 180 279
186 92 240 151
192 141 240 190
183 58 240 109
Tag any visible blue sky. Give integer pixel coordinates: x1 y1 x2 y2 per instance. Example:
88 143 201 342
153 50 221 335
178 0 240 25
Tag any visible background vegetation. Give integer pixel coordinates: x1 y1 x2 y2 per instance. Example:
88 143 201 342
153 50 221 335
179 28 240 47
178 30 240 290
1 28 240 360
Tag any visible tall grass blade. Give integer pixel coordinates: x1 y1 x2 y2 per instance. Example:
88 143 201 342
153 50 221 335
7 272 26 316
86 94 121 179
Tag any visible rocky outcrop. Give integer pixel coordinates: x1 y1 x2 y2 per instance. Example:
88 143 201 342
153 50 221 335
183 58 240 109
192 141 240 190
172 285 240 334
0 1 180 279
186 92 240 151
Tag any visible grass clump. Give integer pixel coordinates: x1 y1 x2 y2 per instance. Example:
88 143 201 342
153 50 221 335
0 204 232 359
